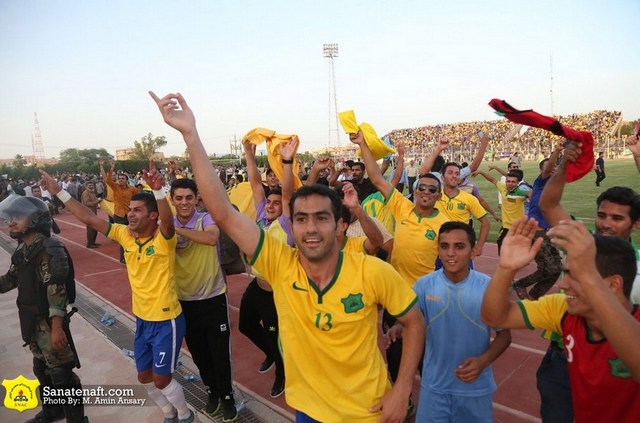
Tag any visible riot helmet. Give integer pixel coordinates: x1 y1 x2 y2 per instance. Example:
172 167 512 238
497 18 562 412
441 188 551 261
0 194 53 239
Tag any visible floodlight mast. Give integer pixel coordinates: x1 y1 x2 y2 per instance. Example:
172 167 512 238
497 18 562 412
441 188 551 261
323 43 340 148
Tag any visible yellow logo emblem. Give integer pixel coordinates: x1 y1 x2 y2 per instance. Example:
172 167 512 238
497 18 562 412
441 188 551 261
2 375 40 412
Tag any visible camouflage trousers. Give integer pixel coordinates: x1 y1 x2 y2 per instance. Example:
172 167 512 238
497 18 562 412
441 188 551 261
513 230 563 300
29 318 76 368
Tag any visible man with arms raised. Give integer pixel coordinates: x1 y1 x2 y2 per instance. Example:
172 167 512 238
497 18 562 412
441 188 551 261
40 162 194 423
482 217 640 423
150 91 425 423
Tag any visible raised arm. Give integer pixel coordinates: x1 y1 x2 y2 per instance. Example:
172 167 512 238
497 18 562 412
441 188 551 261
306 157 332 186
142 159 174 238
242 139 267 208
349 130 393 198
39 170 109 235
548 219 640 381
342 182 383 255
279 137 299 217
149 91 261 256
540 144 564 179
389 142 405 189
474 170 498 185
481 218 544 328
627 134 640 175
104 159 116 190
487 165 508 177
467 132 490 173
419 138 448 175
539 141 582 227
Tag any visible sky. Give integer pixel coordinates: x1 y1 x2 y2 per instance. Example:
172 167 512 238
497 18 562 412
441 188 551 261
1 0 639 159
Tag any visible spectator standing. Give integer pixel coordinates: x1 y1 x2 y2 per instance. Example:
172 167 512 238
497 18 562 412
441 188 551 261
595 151 606 186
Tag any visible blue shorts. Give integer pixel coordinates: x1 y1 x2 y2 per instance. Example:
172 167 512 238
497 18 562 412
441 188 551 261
295 411 321 423
417 390 493 423
134 313 186 375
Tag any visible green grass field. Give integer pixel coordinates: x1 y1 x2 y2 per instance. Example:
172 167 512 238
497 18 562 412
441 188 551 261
464 159 640 245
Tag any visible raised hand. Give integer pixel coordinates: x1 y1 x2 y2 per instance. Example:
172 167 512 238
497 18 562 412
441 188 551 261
498 218 544 271
39 170 61 195
348 130 365 146
562 141 582 163
142 159 165 191
627 134 640 157
435 138 450 152
395 140 405 157
279 135 299 161
341 182 359 209
242 139 257 158
149 91 196 135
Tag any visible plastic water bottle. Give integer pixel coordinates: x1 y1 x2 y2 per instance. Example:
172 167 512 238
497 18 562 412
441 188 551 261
100 312 115 327
184 374 200 382
121 348 135 358
236 399 246 412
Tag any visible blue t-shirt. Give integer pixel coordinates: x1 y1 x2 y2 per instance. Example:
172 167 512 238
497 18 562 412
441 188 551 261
414 269 498 396
527 174 551 229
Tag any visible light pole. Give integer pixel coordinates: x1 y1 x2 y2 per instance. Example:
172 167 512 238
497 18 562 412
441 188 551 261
323 43 340 148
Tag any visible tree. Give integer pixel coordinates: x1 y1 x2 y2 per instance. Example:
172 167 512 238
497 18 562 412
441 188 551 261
12 154 27 168
130 132 167 160
59 148 112 165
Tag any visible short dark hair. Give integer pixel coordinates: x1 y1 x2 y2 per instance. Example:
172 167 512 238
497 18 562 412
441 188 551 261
507 170 524 182
594 235 637 299
439 221 476 247
352 162 365 172
441 162 461 174
266 168 276 177
131 192 158 213
596 187 640 223
539 158 549 170
170 178 198 196
268 187 282 197
433 155 446 173
289 184 341 224
417 173 441 190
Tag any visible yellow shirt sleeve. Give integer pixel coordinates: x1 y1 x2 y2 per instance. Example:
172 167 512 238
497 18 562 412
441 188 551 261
517 294 567 334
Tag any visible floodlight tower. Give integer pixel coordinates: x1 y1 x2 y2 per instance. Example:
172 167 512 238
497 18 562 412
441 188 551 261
32 113 45 162
323 43 340 148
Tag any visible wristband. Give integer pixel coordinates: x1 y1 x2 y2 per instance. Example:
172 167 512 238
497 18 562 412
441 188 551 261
56 190 72 203
152 189 166 200
282 158 294 164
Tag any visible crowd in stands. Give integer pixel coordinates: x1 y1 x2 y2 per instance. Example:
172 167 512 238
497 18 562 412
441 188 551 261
384 110 623 162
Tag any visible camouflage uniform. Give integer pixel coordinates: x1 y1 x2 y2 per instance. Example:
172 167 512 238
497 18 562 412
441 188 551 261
512 230 562 300
0 232 86 422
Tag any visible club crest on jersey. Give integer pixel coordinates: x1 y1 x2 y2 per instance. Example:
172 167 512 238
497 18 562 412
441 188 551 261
341 293 364 313
608 358 632 379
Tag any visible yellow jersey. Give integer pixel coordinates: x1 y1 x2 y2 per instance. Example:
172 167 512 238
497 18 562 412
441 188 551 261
437 189 487 223
107 224 181 321
385 189 449 285
247 230 417 423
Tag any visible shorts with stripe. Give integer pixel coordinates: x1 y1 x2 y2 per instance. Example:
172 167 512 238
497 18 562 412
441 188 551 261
134 313 186 375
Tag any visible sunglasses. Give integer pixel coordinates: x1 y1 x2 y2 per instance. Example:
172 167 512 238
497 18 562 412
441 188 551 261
417 184 439 194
